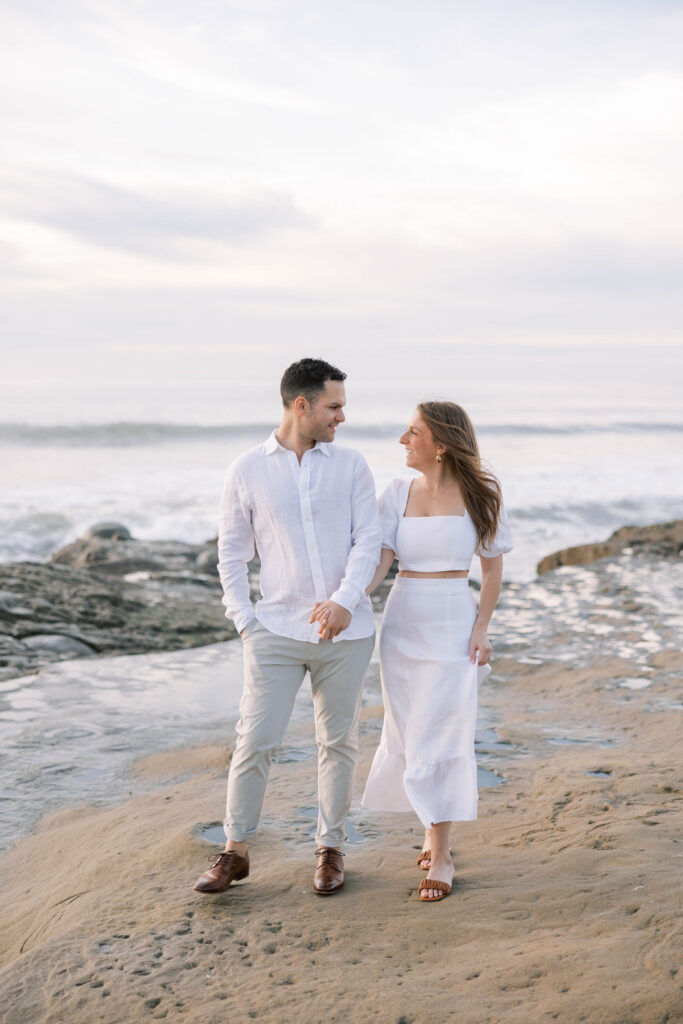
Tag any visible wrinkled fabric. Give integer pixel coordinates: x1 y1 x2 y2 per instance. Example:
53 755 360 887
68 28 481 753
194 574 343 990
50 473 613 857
218 431 382 640
362 577 490 825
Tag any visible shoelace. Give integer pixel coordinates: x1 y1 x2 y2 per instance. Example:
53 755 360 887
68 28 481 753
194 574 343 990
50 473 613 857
208 850 236 866
315 849 344 863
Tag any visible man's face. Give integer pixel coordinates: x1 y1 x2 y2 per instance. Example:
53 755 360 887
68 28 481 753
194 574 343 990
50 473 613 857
304 380 346 442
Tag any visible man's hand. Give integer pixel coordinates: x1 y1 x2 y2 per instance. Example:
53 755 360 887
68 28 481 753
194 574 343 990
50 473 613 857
308 600 351 639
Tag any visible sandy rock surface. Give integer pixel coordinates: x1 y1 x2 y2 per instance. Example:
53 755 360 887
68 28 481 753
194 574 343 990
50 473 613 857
1 647 681 1024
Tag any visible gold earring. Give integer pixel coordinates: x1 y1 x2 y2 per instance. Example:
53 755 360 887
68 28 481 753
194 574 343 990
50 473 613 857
436 454 442 463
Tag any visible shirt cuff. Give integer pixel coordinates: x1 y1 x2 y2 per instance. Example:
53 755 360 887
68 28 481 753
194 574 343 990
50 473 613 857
329 587 359 615
232 608 256 634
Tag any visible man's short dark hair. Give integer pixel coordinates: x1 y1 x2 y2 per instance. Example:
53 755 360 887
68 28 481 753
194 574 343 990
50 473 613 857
280 358 346 408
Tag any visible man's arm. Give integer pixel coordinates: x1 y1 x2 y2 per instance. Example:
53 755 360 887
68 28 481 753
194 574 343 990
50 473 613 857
311 541 395 637
217 463 257 634
322 457 382 629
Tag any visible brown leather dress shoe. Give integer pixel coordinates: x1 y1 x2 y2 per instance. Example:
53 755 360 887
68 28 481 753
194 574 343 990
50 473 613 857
313 847 345 895
193 850 250 894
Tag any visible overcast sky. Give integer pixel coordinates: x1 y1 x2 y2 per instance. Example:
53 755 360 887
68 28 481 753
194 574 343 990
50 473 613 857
1 0 682 392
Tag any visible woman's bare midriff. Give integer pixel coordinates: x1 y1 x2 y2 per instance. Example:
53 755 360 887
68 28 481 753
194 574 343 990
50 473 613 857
397 570 469 579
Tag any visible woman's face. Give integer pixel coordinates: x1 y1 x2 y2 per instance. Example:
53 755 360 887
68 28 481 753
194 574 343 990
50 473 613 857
399 410 441 470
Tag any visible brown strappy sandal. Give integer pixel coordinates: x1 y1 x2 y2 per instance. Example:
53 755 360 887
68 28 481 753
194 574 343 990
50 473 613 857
418 878 452 902
417 848 452 871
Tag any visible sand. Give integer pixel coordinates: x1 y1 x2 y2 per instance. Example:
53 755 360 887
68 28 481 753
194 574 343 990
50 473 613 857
1 639 681 1024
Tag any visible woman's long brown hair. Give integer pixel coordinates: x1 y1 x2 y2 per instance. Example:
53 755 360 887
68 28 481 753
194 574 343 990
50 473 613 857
418 400 502 549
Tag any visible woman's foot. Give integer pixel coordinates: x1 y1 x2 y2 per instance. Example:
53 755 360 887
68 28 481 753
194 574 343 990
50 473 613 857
417 838 453 872
417 830 432 870
419 857 454 901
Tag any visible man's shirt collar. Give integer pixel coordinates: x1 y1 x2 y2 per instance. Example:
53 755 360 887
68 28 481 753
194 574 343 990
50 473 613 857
265 430 331 457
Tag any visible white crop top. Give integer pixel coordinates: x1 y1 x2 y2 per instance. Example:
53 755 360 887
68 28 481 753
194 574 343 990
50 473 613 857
379 477 513 572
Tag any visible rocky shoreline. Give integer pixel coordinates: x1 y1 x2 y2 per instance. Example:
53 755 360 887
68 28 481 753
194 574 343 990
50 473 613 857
0 524 235 681
0 519 679 682
536 519 682 574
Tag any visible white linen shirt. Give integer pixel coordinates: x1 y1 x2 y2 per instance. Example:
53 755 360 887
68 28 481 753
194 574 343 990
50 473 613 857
218 431 382 642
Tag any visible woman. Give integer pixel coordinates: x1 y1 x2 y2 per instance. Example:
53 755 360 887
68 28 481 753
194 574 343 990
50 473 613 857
336 400 511 902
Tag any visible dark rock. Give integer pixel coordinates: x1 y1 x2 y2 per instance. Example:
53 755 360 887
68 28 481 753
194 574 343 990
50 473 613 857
0 659 32 678
0 522 367 680
0 561 237 681
195 545 219 576
537 519 683 575
83 522 132 541
51 535 204 577
21 634 96 657
25 598 56 614
0 603 34 620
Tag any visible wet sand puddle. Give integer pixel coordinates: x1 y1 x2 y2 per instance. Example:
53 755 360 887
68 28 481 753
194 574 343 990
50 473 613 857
196 764 508 850
2 549 679 851
488 553 682 750
0 640 381 850
195 736 510 851
494 553 682 670
195 809 374 848
0 641 368 850
545 733 621 748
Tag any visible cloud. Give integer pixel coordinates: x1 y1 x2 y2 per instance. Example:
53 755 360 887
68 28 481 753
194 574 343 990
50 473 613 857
1 171 314 259
0 0 682 362
0 238 46 282
2 227 681 355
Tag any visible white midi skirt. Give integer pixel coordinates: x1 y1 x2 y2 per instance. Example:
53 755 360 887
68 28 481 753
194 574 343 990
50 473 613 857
362 577 490 826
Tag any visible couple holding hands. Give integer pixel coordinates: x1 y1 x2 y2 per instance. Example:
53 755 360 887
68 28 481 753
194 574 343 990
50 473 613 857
193 358 512 904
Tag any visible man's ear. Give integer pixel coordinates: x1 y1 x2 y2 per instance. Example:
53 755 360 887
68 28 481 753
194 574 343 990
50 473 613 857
293 395 309 418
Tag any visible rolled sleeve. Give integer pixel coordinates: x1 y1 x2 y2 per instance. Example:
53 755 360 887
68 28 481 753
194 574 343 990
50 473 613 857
217 463 256 632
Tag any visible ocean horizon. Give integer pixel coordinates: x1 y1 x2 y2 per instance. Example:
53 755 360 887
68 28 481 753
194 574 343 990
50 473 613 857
2 344 682 581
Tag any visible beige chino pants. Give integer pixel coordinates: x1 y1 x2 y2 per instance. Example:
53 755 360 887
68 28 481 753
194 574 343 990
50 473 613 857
224 620 375 848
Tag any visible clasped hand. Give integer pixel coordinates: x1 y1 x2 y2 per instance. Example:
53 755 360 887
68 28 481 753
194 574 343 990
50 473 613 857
308 600 351 639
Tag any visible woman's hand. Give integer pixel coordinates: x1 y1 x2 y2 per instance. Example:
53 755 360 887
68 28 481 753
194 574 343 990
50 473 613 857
469 620 493 666
308 600 351 639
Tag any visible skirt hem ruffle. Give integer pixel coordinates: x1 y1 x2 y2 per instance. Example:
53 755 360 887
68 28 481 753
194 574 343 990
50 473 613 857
362 747 479 825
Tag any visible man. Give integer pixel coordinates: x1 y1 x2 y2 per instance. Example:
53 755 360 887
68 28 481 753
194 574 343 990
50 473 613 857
193 358 382 897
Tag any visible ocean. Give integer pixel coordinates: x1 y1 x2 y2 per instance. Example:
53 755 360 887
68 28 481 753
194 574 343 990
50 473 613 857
1 343 681 581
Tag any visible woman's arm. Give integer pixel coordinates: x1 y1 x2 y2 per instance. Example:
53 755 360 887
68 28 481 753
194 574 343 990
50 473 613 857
469 554 503 665
366 547 396 596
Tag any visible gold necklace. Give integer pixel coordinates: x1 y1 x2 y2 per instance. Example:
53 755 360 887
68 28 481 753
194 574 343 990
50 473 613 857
426 480 455 501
